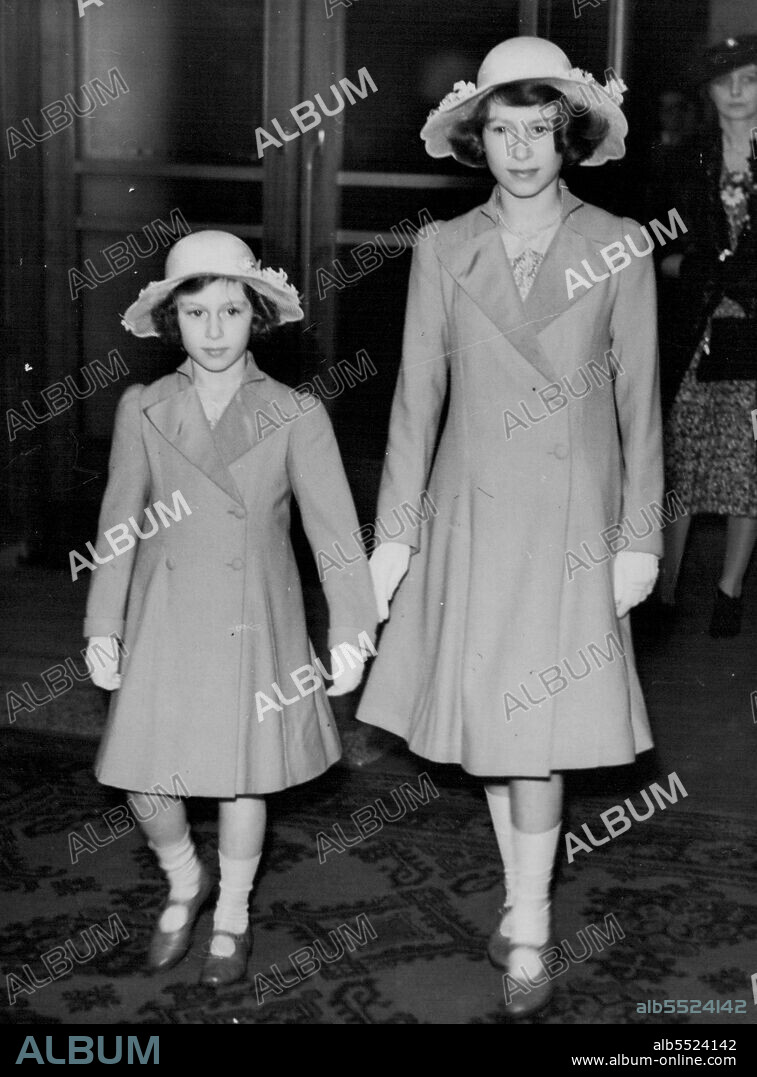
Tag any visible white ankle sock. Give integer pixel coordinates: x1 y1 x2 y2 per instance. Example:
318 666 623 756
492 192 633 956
210 851 261 956
485 786 516 937
149 828 202 931
508 820 561 949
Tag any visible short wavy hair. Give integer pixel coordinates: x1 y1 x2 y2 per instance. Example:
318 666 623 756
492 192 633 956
448 80 609 169
151 275 280 348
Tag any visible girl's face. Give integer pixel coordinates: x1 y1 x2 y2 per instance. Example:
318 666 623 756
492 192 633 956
708 63 757 123
482 101 563 200
176 278 253 374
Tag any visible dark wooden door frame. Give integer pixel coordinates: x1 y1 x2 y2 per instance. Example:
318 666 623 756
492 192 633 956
0 0 49 547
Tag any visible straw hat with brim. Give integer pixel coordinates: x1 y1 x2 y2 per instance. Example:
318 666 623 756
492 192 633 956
421 36 628 168
121 230 304 337
694 34 757 84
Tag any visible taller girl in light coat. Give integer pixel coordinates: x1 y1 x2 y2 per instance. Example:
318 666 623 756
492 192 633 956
357 37 663 1018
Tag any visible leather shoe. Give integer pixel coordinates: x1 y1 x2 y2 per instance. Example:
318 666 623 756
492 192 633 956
502 941 555 1019
147 867 214 972
486 905 512 969
200 928 252 987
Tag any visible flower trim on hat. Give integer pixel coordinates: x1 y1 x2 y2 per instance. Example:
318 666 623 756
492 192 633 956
239 257 300 300
427 68 627 126
427 80 478 120
254 265 298 293
568 67 595 84
568 66 628 105
599 74 628 105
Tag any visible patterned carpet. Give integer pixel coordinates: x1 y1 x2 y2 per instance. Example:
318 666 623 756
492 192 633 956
1 733 755 1026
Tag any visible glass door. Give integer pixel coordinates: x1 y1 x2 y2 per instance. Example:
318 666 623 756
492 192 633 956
40 0 307 558
75 0 271 436
305 1 524 523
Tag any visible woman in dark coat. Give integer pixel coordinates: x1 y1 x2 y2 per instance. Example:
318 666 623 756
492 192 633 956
356 37 662 1017
84 231 377 986
659 35 757 636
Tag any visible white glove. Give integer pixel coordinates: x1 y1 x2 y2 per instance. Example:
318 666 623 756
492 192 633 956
326 642 366 696
613 551 659 619
85 636 122 691
368 541 411 622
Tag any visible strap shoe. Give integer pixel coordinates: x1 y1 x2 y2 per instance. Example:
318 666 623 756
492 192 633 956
147 866 214 972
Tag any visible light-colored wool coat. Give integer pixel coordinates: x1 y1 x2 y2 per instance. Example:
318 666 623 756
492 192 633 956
85 355 377 797
357 187 663 777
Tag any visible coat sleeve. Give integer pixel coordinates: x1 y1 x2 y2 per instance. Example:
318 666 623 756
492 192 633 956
610 219 665 557
286 392 378 654
83 384 150 638
376 231 450 551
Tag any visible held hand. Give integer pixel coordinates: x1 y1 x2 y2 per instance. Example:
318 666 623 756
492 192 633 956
369 542 411 622
85 636 123 690
326 643 365 697
613 551 659 619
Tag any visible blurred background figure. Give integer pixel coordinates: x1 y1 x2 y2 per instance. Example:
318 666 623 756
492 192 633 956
658 88 699 149
657 34 757 638
643 88 701 415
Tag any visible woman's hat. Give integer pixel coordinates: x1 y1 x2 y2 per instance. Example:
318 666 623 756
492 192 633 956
420 36 628 168
121 230 304 337
696 34 757 84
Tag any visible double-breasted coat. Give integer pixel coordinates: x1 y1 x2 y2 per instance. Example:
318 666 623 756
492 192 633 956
357 187 663 777
85 355 377 797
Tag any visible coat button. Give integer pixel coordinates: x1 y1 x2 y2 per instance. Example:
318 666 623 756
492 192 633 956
228 558 244 570
165 556 176 570
228 506 246 518
550 444 569 460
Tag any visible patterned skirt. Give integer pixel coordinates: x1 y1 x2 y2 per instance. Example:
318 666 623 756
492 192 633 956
664 301 757 517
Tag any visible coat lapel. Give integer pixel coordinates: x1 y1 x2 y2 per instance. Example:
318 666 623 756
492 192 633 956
144 355 266 504
434 186 597 383
210 380 271 467
522 200 610 330
435 207 558 383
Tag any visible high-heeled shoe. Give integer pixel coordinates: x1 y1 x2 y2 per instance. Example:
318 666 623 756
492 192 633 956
502 941 555 1019
200 928 252 987
147 867 214 972
709 586 742 638
486 905 512 969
